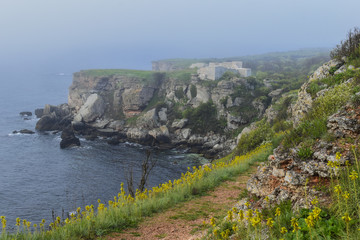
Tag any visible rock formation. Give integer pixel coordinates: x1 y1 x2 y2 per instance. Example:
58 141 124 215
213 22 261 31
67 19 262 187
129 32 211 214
35 68 273 157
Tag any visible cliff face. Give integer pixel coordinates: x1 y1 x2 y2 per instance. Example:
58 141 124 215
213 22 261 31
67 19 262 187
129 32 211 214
63 69 273 157
69 72 160 120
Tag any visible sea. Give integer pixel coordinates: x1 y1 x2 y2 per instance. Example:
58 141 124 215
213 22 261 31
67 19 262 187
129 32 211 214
0 70 206 230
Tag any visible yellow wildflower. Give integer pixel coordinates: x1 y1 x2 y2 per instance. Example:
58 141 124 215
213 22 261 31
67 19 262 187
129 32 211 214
311 197 319 206
251 216 261 227
266 218 274 228
291 217 301 232
238 209 244 221
275 207 281 217
232 224 238 232
1 217 6 229
227 210 233 221
210 217 216 227
349 170 358 181
280 227 288 234
305 215 315 228
312 207 322 221
343 191 350 199
342 213 351 223
16 218 21 226
334 185 342 194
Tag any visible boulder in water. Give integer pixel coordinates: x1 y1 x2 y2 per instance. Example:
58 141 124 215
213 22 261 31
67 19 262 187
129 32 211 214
12 129 35 134
36 115 59 131
20 111 32 117
60 126 80 149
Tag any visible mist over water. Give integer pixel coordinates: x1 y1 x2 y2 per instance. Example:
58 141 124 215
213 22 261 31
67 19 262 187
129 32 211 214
0 70 205 229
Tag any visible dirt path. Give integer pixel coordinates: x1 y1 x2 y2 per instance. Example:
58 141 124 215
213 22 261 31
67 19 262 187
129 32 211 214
106 165 257 240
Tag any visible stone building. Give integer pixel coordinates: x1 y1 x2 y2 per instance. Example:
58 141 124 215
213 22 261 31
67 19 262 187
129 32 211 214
190 61 251 80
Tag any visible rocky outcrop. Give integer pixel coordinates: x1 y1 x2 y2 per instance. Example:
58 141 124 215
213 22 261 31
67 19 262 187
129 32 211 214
35 104 72 131
60 126 80 149
73 93 105 122
35 109 44 118
242 60 360 211
36 65 284 157
291 59 345 125
20 111 32 117
13 129 35 134
246 102 360 210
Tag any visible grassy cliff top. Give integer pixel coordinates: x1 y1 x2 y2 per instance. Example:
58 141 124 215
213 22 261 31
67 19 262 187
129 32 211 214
77 68 197 84
78 69 154 78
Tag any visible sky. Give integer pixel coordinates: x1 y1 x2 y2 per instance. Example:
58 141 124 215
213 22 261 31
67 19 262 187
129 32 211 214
1 0 360 73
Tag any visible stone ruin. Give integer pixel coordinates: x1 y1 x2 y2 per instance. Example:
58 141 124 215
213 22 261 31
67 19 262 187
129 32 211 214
190 61 251 80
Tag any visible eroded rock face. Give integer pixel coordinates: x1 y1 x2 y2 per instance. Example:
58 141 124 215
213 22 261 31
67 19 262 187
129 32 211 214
122 87 156 117
291 59 345 126
35 104 72 131
69 72 159 120
74 93 105 122
291 82 313 126
171 119 188 129
136 109 160 129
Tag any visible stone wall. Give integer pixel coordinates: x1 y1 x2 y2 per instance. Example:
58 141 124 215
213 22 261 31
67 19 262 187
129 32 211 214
195 61 251 80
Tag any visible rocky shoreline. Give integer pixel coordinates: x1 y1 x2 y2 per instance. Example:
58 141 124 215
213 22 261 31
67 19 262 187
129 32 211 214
33 103 237 158
31 66 280 159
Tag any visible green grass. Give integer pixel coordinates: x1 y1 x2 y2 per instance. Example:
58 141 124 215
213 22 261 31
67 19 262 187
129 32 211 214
0 144 273 240
78 69 154 78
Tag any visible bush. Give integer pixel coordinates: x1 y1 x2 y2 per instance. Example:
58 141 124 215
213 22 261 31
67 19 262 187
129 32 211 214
329 66 339 75
306 81 323 98
184 101 226 134
330 27 360 60
190 84 197 98
297 145 313 160
236 120 273 155
309 83 352 119
283 118 327 148
175 87 185 99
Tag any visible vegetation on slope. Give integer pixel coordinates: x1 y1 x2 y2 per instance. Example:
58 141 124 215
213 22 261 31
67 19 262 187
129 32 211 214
203 27 360 240
0 144 273 240
2 32 357 240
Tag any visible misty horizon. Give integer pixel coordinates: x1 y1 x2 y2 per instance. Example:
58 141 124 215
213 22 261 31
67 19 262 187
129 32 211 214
1 0 360 74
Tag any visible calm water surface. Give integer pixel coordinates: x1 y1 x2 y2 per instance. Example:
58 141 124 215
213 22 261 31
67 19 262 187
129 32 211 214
0 71 205 229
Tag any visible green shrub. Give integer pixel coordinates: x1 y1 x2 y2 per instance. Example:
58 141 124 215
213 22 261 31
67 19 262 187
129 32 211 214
175 87 185 99
297 146 313 160
190 84 197 98
309 83 352 119
329 66 339 75
306 81 323 98
330 27 360 60
283 118 327 148
184 101 226 134
272 120 292 132
220 96 228 108
236 120 273 155
352 93 360 107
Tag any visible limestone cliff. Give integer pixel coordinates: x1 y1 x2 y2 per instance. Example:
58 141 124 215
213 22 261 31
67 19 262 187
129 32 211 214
54 68 274 158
